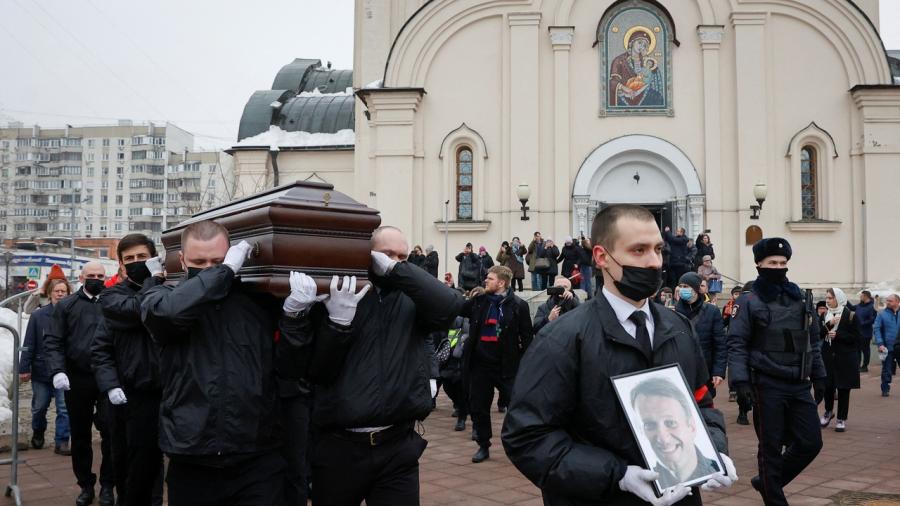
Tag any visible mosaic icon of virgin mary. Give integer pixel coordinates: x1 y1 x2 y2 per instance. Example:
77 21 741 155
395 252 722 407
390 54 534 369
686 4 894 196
608 26 664 107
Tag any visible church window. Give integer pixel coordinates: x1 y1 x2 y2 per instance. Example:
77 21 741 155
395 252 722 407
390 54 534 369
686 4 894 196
800 146 817 220
456 147 473 220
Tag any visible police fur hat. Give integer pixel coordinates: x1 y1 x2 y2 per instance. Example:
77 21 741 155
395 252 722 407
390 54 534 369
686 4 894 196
752 237 792 263
678 272 702 295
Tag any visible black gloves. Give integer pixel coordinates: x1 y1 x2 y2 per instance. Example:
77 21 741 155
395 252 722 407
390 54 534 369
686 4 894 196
813 379 826 404
735 382 754 405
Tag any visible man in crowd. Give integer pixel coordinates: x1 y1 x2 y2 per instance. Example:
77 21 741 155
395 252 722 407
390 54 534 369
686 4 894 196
663 226 691 289
287 226 463 505
461 265 533 463
527 231 545 291
727 238 825 505
631 377 721 490
674 273 726 401
503 204 735 506
849 290 877 372
45 261 115 506
533 275 580 334
92 234 165 506
141 220 307 505
874 293 900 396
456 242 483 291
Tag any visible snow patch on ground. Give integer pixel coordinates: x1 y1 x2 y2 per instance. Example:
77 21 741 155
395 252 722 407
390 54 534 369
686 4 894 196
234 126 355 149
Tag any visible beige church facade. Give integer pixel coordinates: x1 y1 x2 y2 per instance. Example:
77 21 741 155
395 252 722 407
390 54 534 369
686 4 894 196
231 0 900 290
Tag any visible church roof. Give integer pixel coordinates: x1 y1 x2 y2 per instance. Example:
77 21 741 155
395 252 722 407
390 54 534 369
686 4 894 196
238 58 355 142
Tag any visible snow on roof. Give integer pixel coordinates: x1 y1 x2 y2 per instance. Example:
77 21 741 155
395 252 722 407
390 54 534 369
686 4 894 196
233 126 355 149
296 87 354 98
364 79 383 89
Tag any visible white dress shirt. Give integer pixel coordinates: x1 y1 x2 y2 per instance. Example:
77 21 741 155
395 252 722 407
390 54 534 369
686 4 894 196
602 286 655 346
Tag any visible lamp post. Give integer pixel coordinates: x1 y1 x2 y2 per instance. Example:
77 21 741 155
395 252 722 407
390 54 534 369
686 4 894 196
516 183 531 221
3 250 14 299
749 183 768 220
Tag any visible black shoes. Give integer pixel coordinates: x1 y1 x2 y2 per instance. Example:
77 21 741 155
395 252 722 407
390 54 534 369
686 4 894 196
860 366 869 373
30 431 44 450
54 441 71 456
751 476 762 493
736 412 749 425
472 446 490 463
451 409 459 418
98 486 115 506
454 419 466 431
471 428 479 441
76 487 95 506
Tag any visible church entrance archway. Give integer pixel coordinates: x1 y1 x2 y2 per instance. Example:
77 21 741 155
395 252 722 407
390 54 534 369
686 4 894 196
572 135 705 239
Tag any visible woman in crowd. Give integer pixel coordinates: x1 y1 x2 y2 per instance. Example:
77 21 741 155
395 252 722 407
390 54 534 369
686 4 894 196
819 287 861 432
497 240 526 292
408 245 426 269
539 239 560 290
557 237 582 286
478 246 495 282
695 233 715 270
19 277 72 455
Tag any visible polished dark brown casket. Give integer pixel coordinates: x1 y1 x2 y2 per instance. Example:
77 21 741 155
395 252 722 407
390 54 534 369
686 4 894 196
160 181 381 296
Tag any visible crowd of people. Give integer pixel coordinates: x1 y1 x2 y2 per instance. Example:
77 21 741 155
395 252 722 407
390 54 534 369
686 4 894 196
12 208 900 506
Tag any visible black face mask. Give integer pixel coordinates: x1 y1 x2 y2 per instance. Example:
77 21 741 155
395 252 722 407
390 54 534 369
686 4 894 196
186 267 203 279
757 267 788 285
125 261 151 285
604 252 662 302
84 278 106 296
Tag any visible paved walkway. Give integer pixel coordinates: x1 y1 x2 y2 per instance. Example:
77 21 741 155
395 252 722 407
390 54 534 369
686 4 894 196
2 367 900 505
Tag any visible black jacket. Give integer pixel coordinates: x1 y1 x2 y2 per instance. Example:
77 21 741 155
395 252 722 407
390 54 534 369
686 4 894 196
45 288 104 378
663 230 691 267
821 306 861 390
408 252 426 269
461 289 534 379
726 277 825 385
675 299 727 379
558 245 581 278
456 252 483 290
541 245 561 276
295 261 463 430
423 251 439 278
20 304 56 382
91 277 164 395
141 265 300 457
533 293 581 335
501 292 726 506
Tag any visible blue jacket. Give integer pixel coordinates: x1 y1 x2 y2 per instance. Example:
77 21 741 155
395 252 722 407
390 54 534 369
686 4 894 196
874 308 900 348
19 304 56 383
676 299 727 378
848 300 876 338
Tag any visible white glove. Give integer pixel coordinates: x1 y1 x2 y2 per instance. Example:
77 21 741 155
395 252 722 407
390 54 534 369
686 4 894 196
429 379 438 398
223 240 253 273
107 387 128 405
324 275 371 326
146 255 164 277
619 466 691 506
701 453 738 491
283 272 327 313
52 373 70 391
371 250 398 277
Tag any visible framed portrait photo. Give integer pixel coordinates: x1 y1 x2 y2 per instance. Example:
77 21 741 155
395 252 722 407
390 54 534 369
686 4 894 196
611 364 725 497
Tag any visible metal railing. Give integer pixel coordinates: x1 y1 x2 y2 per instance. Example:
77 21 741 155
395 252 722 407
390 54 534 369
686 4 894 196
0 289 35 506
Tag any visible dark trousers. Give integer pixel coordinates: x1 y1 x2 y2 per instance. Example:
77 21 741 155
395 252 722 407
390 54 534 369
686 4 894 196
65 373 113 490
881 350 899 394
468 363 511 447
311 428 427 506
115 390 164 506
442 378 468 420
751 376 823 506
822 387 850 420
280 394 311 506
860 336 872 368
167 452 286 506
512 278 524 292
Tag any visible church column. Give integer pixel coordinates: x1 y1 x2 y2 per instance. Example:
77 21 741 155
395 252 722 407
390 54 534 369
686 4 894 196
572 195 590 238
508 13 543 232
357 88 425 236
550 26 574 239
688 195 706 239
697 25 724 258
731 12 768 280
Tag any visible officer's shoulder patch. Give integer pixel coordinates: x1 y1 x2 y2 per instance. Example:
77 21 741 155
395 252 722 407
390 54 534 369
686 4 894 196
731 304 739 319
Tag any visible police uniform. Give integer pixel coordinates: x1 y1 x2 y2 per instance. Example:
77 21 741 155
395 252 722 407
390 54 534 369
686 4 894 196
726 238 826 506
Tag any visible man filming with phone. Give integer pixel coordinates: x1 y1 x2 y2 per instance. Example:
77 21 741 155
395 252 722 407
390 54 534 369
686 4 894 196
533 276 581 334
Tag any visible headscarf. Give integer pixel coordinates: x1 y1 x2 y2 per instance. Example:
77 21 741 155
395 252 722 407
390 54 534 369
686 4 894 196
826 287 848 325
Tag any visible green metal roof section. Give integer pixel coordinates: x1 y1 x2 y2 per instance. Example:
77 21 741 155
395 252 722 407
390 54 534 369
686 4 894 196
271 58 322 91
275 95 355 134
237 89 297 141
301 68 353 93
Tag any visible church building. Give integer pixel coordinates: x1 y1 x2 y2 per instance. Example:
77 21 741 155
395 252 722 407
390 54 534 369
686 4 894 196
230 0 900 289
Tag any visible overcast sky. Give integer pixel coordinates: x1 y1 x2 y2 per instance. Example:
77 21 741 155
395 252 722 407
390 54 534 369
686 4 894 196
0 0 897 150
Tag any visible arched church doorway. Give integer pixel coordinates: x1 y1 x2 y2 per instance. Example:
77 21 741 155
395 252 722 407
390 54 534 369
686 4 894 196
572 135 705 239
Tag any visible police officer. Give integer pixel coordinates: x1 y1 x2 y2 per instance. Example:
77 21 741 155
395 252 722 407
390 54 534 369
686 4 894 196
727 238 826 506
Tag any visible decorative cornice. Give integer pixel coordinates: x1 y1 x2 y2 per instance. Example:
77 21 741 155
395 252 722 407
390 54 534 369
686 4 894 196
549 26 575 46
697 25 724 45
786 220 842 232
434 220 492 232
730 12 767 26
508 12 542 27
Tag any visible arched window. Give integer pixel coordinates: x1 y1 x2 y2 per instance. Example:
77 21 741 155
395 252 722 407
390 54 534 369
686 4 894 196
800 146 818 220
456 147 473 220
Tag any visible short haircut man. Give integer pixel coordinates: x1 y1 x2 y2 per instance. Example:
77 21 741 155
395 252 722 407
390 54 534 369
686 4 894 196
181 220 229 246
590 204 656 250
488 265 512 287
116 234 157 261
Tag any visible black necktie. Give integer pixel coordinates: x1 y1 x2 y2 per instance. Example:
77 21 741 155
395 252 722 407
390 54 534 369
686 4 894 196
629 310 653 355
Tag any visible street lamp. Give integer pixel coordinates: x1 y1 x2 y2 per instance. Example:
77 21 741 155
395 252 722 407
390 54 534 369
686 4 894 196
750 183 768 220
516 183 531 221
3 250 14 299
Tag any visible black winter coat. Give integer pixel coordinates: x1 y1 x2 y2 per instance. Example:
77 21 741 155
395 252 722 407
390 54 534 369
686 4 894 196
45 288 104 377
424 251 440 278
456 252 483 290
675 299 727 378
141 265 298 457
821 306 861 390
92 277 164 394
460 290 534 380
501 292 726 506
20 304 56 383
663 230 691 267
294 262 464 430
541 245 560 277
558 245 581 278
408 252 426 269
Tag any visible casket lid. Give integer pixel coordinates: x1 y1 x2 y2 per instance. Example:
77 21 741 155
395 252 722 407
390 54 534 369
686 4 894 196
168 180 377 232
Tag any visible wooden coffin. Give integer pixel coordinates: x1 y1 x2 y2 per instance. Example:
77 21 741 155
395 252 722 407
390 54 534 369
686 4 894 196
160 181 381 296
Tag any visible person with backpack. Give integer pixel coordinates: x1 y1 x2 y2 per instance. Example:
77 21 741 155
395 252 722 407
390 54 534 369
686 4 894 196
438 316 471 431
